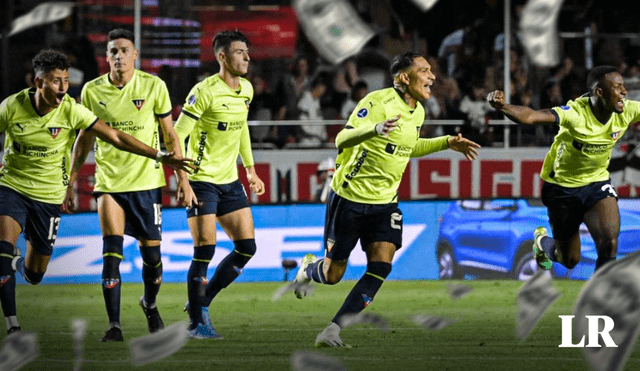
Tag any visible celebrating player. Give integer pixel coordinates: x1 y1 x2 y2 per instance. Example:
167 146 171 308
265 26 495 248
173 30 265 339
293 52 480 347
0 49 193 336
65 29 192 342
487 65 638 274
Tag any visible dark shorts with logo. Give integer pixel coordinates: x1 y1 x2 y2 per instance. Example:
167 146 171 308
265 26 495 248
323 190 403 261
94 188 163 240
187 180 250 218
0 186 60 256
541 179 618 240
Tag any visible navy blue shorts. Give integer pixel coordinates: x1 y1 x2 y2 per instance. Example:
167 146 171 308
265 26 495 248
323 190 403 261
187 180 250 218
541 179 618 240
0 186 61 256
94 188 163 240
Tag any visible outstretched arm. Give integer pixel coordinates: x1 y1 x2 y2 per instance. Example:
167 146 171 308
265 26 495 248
336 114 400 149
89 119 196 172
487 90 557 125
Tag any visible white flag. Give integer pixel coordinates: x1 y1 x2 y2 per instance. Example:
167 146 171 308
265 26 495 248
291 351 347 371
409 0 440 12
519 0 565 66
516 269 560 340
129 322 188 366
71 319 88 371
573 250 640 371
0 332 39 371
293 0 375 65
9 3 75 37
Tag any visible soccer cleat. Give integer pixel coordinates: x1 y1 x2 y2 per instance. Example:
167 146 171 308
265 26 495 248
187 322 223 340
533 227 553 270
7 326 21 335
184 301 213 329
315 322 351 348
139 297 165 333
294 254 317 299
100 326 123 342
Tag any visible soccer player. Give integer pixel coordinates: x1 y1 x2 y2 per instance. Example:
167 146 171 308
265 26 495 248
173 30 265 339
64 29 193 342
293 52 481 347
487 65 638 274
0 49 193 336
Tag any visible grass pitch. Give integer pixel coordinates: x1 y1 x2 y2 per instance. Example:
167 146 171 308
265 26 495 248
10 280 640 371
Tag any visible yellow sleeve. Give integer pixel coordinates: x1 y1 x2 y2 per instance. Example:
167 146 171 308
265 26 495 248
238 122 254 167
410 136 450 158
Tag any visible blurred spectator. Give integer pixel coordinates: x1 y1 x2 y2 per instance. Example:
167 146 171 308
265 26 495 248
248 74 279 146
458 81 492 146
333 57 359 106
314 157 335 203
296 75 328 147
274 55 313 146
340 80 368 119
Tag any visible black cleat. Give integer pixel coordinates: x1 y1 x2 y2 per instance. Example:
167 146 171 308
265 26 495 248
100 326 123 342
139 297 165 333
7 326 21 335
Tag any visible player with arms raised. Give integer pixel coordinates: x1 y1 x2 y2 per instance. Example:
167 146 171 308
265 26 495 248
487 65 639 274
65 29 191 341
293 52 480 347
174 30 265 339
0 49 192 335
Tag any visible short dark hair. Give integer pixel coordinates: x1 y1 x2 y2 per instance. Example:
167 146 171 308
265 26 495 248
108 28 135 44
390 52 422 76
32 49 70 76
212 30 249 54
587 65 619 93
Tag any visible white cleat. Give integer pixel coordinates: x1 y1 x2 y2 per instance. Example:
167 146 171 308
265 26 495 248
315 322 351 348
294 254 317 299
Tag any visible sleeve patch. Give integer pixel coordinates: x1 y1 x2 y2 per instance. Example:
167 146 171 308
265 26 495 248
357 108 369 118
187 94 197 106
560 105 571 110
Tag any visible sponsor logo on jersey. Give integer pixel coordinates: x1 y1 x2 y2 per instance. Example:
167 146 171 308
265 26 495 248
222 103 230 110
218 122 228 131
132 99 145 110
99 101 107 108
345 149 368 181
560 106 571 110
16 123 24 132
385 143 397 154
357 108 369 118
48 127 61 139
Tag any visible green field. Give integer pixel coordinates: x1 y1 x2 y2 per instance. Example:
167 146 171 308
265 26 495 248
9 280 639 371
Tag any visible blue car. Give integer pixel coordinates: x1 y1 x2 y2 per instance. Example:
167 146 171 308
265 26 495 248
436 198 640 281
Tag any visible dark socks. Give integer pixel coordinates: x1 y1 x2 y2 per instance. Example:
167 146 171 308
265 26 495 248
141 245 162 307
332 262 392 325
203 239 256 307
540 236 557 261
0 241 17 321
187 245 215 327
306 258 327 284
102 235 124 325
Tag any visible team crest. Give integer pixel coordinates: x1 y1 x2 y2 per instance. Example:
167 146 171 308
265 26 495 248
611 131 621 140
48 127 61 139
132 99 145 110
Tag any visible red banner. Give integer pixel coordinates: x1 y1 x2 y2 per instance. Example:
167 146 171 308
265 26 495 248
198 7 298 61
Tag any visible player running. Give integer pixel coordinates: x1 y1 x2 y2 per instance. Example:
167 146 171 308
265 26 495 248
173 30 265 339
65 29 192 341
293 52 480 347
487 65 639 274
0 49 193 336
